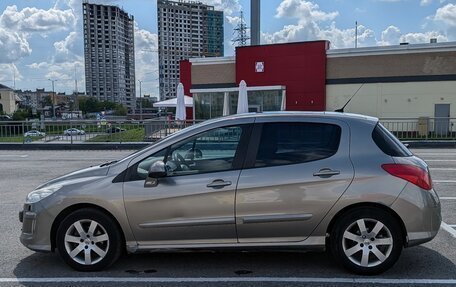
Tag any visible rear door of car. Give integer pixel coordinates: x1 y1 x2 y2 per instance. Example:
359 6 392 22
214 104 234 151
235 117 354 243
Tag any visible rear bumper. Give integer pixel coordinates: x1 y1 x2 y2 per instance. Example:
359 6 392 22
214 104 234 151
391 185 441 247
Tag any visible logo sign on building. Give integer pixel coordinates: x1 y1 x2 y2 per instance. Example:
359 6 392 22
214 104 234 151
255 62 264 73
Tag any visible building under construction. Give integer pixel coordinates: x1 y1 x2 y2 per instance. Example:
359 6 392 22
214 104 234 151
157 0 224 100
82 1 136 111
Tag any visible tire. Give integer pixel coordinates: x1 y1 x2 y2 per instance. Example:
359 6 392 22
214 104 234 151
56 208 123 271
330 207 403 275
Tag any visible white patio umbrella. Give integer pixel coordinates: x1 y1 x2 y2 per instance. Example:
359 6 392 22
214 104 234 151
222 92 230 116
153 96 193 108
280 90 286 111
237 80 249 114
175 83 186 121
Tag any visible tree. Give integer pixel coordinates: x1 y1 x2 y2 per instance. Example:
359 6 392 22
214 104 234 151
42 95 52 107
79 97 100 113
12 108 32 121
78 97 128 115
114 105 127 116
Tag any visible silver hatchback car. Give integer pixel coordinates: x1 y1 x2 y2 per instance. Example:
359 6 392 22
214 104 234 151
19 112 441 274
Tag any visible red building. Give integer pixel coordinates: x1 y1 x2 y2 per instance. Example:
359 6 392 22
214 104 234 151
180 41 329 120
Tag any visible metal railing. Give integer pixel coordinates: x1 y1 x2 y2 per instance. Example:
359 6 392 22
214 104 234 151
380 117 456 140
1 117 456 144
0 119 200 144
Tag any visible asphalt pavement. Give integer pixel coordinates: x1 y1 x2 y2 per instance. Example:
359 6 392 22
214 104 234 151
0 149 455 287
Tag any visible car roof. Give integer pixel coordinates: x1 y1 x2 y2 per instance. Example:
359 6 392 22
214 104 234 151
201 111 378 125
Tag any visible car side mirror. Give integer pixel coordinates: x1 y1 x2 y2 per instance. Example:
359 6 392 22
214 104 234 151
145 161 167 188
148 161 167 178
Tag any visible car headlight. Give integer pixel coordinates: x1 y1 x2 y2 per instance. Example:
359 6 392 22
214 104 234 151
26 185 62 203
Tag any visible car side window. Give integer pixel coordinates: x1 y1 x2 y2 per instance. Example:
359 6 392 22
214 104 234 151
165 125 244 176
255 122 341 168
134 148 168 180
131 125 246 180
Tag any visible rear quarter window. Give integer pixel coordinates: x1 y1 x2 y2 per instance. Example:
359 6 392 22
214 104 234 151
372 123 412 157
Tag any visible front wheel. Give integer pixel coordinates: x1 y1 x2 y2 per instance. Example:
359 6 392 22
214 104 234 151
56 208 122 271
330 207 403 275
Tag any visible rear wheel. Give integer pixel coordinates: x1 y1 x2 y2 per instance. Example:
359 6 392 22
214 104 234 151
330 207 403 275
56 208 122 271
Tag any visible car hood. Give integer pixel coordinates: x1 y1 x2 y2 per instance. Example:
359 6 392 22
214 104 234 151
35 165 110 189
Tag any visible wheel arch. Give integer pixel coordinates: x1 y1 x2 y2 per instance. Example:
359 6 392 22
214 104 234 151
50 203 126 252
325 202 408 248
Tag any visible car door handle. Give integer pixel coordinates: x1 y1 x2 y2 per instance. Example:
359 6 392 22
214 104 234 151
313 169 340 177
207 180 232 189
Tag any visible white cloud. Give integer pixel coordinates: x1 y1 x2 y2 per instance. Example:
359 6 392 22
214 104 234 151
0 27 31 63
53 31 82 63
378 25 402 45
262 0 373 48
0 4 77 64
226 15 241 26
0 5 76 33
421 0 433 6
377 25 447 45
135 24 159 99
276 0 338 21
401 31 448 43
0 64 22 86
204 0 241 16
27 59 85 93
434 3 456 26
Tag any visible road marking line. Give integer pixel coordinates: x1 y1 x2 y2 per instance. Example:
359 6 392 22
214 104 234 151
430 168 456 171
441 222 456 238
433 180 456 183
0 154 28 158
439 197 456 200
0 277 455 284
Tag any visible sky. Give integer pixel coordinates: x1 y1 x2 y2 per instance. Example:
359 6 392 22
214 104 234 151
0 0 456 99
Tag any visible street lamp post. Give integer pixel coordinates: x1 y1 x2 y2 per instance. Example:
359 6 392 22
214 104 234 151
138 80 143 121
48 79 57 119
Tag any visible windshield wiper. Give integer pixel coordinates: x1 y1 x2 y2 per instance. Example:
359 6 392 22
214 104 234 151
100 160 118 167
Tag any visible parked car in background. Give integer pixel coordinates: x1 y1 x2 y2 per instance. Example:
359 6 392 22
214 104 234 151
24 130 45 137
64 128 85 136
19 112 441 274
106 127 125 133
0 115 12 121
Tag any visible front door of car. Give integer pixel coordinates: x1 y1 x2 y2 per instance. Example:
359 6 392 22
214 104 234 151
123 124 251 246
236 119 354 243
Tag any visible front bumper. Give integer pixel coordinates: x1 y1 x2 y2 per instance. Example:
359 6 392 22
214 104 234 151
391 185 441 247
19 203 53 252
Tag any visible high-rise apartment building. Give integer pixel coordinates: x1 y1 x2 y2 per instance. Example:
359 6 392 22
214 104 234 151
83 1 136 110
157 0 224 100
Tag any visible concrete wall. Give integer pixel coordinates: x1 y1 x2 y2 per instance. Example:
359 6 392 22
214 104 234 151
192 63 236 86
326 81 456 118
0 90 17 114
327 52 456 80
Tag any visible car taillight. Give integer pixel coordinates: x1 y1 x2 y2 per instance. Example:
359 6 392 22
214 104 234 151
382 164 432 190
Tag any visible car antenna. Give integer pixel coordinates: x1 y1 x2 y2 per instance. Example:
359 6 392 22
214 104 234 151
335 83 364 113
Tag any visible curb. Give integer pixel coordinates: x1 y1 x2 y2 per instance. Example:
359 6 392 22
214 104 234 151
0 143 150 150
403 141 456 148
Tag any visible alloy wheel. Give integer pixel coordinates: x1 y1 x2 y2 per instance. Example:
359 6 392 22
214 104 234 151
342 218 393 268
64 219 110 265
